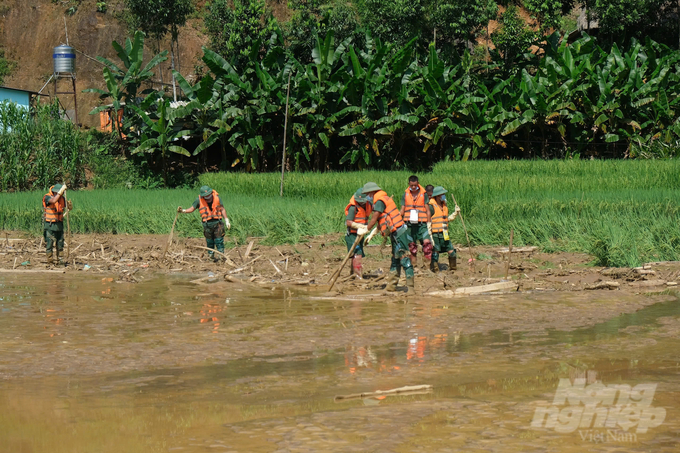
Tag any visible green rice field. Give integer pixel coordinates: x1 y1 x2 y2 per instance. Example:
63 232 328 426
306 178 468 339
2 160 680 267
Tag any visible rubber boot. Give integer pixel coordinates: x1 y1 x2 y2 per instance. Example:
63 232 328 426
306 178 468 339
56 250 64 265
430 259 438 273
46 251 54 265
385 272 399 291
352 256 363 279
208 251 217 262
215 241 226 262
405 275 415 290
449 255 457 271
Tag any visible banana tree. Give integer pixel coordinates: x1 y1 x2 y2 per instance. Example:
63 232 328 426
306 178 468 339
130 98 191 185
337 35 419 167
83 30 168 137
171 71 226 169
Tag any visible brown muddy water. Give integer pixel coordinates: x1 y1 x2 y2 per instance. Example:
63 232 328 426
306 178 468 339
0 273 679 452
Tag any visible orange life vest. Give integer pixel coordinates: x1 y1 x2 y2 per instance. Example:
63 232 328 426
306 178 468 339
373 190 404 235
42 187 65 223
345 195 373 234
199 190 223 222
429 199 449 233
403 184 428 223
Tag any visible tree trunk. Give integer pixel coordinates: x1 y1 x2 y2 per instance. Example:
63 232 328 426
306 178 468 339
158 39 164 88
162 151 168 186
170 42 177 102
176 35 181 73
221 140 227 171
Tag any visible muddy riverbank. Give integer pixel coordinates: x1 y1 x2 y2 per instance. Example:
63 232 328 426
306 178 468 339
1 233 679 452
2 232 680 295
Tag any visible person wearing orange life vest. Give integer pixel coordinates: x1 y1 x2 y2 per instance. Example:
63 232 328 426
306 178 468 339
399 175 433 270
42 183 71 265
178 185 230 262
428 186 461 272
344 188 372 278
361 182 415 291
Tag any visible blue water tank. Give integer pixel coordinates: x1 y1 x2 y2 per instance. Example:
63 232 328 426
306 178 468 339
53 45 75 73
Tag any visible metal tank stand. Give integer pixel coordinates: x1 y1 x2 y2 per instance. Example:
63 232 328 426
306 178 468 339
53 72 78 126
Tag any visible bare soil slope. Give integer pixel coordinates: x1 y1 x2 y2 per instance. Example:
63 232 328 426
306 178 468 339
0 0 209 127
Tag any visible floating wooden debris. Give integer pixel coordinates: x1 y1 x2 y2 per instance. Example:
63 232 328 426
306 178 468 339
585 281 620 290
426 281 518 297
498 246 537 254
600 268 631 277
628 279 666 288
0 269 66 274
634 269 656 275
334 384 432 402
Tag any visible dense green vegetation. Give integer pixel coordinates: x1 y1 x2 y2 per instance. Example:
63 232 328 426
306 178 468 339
0 102 85 191
86 29 680 175
2 160 679 267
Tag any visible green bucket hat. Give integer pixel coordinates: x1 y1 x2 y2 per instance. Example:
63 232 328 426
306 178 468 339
361 182 381 194
431 186 448 197
52 184 63 193
199 185 213 197
354 188 369 203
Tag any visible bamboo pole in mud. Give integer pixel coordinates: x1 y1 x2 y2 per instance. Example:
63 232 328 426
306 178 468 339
449 194 474 270
504 229 514 280
64 193 71 260
280 70 292 197
328 232 365 291
162 211 180 259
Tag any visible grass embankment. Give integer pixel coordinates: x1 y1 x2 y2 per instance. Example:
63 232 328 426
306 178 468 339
2 160 679 267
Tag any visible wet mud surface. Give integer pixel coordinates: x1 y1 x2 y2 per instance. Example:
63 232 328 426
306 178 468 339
1 233 679 451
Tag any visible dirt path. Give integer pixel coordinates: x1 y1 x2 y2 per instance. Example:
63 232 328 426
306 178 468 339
2 232 679 296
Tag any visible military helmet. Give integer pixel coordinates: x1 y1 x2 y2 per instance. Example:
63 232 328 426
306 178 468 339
432 186 448 197
354 188 369 203
199 185 213 197
361 182 381 193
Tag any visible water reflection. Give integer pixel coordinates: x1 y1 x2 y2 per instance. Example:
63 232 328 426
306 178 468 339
0 274 678 452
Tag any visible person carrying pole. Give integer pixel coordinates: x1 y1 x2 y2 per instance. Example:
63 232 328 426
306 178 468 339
361 182 414 291
42 183 70 265
399 175 433 270
344 188 372 278
178 185 231 262
428 186 461 272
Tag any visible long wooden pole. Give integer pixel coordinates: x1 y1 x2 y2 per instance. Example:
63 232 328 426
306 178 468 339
504 229 514 280
449 194 474 268
328 233 365 291
64 193 71 260
162 210 180 258
280 70 292 197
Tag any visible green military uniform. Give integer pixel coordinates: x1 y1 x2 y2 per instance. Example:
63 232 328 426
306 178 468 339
190 186 226 261
401 191 431 244
431 233 456 266
43 215 65 252
373 199 414 280
43 184 67 265
429 186 457 272
345 205 366 257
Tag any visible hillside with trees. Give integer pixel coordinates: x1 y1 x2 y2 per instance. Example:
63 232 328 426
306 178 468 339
1 0 680 187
